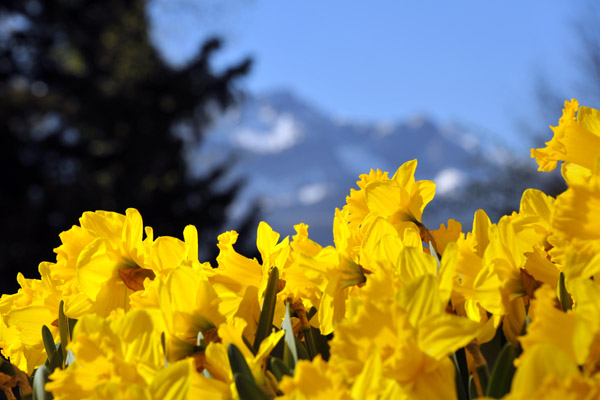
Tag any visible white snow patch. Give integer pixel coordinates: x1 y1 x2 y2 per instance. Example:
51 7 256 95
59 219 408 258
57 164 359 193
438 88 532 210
298 183 329 205
459 133 480 153
232 113 303 154
434 168 467 196
375 121 395 136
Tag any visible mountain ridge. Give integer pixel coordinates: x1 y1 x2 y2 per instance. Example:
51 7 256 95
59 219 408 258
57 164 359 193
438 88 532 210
193 89 484 245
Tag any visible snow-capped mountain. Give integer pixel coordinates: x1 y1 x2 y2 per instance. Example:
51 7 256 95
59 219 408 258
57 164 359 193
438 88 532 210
191 90 483 245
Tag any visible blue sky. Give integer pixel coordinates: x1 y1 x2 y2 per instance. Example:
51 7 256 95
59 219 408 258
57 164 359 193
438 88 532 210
148 1 586 154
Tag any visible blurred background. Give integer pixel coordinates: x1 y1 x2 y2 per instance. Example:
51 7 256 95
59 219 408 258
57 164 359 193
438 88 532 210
1 0 598 294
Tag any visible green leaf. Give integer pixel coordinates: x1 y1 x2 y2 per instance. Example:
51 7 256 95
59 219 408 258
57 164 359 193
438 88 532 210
468 375 478 400
160 332 167 366
558 272 573 311
475 365 490 397
242 333 257 356
0 358 15 376
281 301 298 367
32 365 53 400
521 316 531 336
41 325 55 363
48 347 62 372
306 307 317 321
282 341 295 373
486 342 517 399
269 357 293 381
228 344 254 383
313 328 331 361
67 318 77 341
294 335 310 360
452 353 468 400
233 374 269 400
254 267 279 352
302 326 317 360
58 301 68 365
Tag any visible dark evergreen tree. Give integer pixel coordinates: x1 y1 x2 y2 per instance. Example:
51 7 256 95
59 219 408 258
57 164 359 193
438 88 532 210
0 0 254 294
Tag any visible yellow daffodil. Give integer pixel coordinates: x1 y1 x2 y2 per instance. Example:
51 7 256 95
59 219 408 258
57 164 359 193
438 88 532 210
46 309 164 399
518 281 600 376
150 357 230 400
156 265 226 362
330 274 479 399
519 284 588 365
450 210 501 344
505 344 600 400
128 224 213 314
345 168 390 227
431 219 462 255
475 212 549 344
302 160 440 336
345 160 435 232
361 217 456 301
282 223 327 321
563 278 600 373
510 188 556 278
550 166 600 262
531 98 600 172
0 262 62 374
209 222 291 341
50 208 157 318
142 224 204 279
293 243 365 335
203 317 284 397
46 309 227 400
279 355 352 399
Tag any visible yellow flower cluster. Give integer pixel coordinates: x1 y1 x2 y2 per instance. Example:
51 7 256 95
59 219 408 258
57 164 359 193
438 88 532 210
1 99 600 399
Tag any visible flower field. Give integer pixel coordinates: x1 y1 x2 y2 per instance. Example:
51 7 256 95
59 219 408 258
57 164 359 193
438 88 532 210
1 99 600 399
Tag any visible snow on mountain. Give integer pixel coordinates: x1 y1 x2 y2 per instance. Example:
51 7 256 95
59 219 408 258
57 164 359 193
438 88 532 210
192 90 481 245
